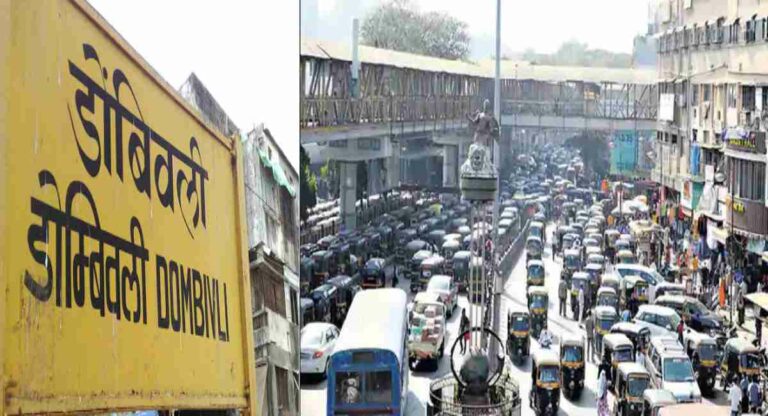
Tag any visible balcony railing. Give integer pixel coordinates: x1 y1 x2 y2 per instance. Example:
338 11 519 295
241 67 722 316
254 308 299 370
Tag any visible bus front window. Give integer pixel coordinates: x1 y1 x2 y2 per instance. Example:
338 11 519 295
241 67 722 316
364 371 393 404
335 372 361 404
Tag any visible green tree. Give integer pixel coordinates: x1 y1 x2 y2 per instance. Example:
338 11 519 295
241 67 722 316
300 145 317 221
361 0 470 60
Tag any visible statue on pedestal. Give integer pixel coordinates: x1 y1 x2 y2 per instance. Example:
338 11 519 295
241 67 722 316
460 99 499 200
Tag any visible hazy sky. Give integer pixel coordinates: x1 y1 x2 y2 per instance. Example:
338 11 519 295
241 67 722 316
90 0 299 171
303 0 653 56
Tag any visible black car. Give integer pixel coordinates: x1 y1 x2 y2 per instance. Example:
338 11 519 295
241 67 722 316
654 295 726 347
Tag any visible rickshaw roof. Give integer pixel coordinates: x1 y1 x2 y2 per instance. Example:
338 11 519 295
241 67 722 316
526 235 542 243
560 333 583 347
603 333 633 349
527 286 548 296
531 221 544 228
586 262 604 270
405 239 428 249
643 389 677 407
311 283 337 296
413 291 443 305
583 237 599 245
611 321 647 335
428 229 446 237
444 233 462 241
301 257 315 266
654 295 686 305
365 258 386 267
532 349 560 366
586 246 602 255
328 275 354 287
595 305 618 318
527 260 544 268
605 229 620 236
453 250 472 260
312 250 332 258
300 297 314 308
617 249 635 257
442 240 460 248
598 287 618 296
413 250 433 259
602 274 620 283
572 272 589 280
685 330 716 345
725 337 760 353
658 403 730 416
618 362 650 378
422 255 445 266
564 249 580 256
657 282 685 290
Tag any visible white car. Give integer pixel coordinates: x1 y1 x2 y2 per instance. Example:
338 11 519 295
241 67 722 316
426 274 458 317
613 264 665 300
300 322 339 379
633 305 681 337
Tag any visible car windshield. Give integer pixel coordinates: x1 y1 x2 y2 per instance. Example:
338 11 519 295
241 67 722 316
301 327 325 346
699 345 717 361
627 376 649 397
598 295 617 307
539 366 559 383
740 353 762 369
563 346 583 362
512 316 529 331
663 357 695 382
529 267 543 277
687 299 708 315
529 296 547 309
615 347 633 362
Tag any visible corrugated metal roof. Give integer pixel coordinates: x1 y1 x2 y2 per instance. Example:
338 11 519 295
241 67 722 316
301 39 657 85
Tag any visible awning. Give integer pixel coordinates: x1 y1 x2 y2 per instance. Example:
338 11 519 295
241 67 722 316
690 65 768 85
258 148 296 197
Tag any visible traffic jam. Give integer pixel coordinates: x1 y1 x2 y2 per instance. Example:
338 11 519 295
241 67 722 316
300 145 764 416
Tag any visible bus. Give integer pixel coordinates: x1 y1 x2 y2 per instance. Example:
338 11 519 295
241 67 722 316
327 288 408 415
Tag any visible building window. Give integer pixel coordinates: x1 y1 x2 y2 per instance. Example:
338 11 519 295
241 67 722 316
731 19 741 43
290 288 299 326
742 86 756 111
731 158 765 201
692 84 699 105
727 84 738 108
703 85 712 102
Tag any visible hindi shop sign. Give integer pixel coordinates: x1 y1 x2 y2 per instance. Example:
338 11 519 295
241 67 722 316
725 128 766 154
2 1 254 414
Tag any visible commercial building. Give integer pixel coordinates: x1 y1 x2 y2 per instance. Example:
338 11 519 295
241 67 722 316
652 0 768 273
180 75 300 416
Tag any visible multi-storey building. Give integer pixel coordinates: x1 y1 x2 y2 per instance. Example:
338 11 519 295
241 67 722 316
653 0 768 267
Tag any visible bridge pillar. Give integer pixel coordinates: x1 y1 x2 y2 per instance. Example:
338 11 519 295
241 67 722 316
385 142 400 190
340 161 357 230
366 159 384 196
442 145 458 188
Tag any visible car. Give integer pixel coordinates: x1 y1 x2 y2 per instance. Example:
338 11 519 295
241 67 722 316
426 274 458 317
644 336 702 403
300 322 340 379
632 305 681 337
614 264 665 296
653 295 725 342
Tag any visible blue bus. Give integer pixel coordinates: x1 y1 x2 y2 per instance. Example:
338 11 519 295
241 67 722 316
327 288 408 415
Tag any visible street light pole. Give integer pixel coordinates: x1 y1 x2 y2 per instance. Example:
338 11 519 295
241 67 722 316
491 0 503 359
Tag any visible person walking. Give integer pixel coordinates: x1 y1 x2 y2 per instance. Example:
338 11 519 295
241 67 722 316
578 286 585 322
597 367 609 416
748 376 761 414
729 379 742 416
738 279 747 326
459 309 470 354
585 310 595 363
740 376 749 413
558 279 567 317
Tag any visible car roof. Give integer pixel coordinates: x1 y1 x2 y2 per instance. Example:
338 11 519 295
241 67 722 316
573 271 589 279
618 362 650 377
603 333 633 348
527 286 548 295
422 256 445 265
527 259 544 267
638 304 678 316
302 322 337 333
643 389 677 405
598 287 617 295
725 337 760 353
413 291 443 305
595 305 618 317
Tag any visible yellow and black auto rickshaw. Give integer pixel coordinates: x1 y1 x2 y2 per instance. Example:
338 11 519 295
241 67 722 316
596 286 619 314
507 306 531 365
601 333 635 392
451 250 471 292
561 249 581 285
594 306 619 358
570 272 590 320
526 236 544 262
560 334 585 400
527 259 545 289
683 331 718 396
530 349 561 416
719 337 762 389
528 286 549 339
614 362 651 416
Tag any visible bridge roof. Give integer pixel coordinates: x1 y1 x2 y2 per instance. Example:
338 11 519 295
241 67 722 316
302 39 657 85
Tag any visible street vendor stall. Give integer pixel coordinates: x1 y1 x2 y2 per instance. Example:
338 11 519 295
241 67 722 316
629 219 662 265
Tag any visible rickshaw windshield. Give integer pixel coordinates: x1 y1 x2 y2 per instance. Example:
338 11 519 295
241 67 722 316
740 353 762 369
598 295 618 307
512 316 529 331
598 318 614 330
699 344 716 361
563 346 583 362
565 256 580 268
539 366 559 383
615 347 633 362
529 267 544 278
663 358 694 382
627 376 649 397
529 296 547 309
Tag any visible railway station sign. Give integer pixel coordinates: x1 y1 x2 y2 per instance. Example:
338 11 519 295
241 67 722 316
1 1 255 414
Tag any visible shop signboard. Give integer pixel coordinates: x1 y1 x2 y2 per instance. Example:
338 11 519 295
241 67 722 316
1 1 255 414
725 128 766 154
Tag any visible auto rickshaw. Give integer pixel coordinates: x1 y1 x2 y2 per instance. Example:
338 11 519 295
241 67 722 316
570 272 590 319
362 258 389 289
377 226 394 255
597 286 620 314
560 334 585 400
527 260 545 289
555 225 572 254
563 233 579 251
601 333 635 392
601 273 621 294
300 297 315 326
507 306 531 365
528 286 549 339
530 349 561 416
426 229 447 248
405 242 432 279
415 255 445 294
352 236 369 267
561 249 581 285
300 256 314 296
623 275 649 315
610 322 650 353
310 283 337 323
330 241 352 275
683 331 718 396
617 249 636 264
605 229 620 262
641 389 677 416
311 250 335 287
614 363 651 416
367 232 383 257
585 263 603 298
594 306 619 357
587 253 606 268
452 250 471 292
327 275 360 326
395 229 418 263
526 236 544 262
530 221 545 240
441 240 460 271
719 337 762 389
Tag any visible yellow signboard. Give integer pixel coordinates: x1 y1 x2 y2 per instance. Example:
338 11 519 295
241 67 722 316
1 0 255 413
